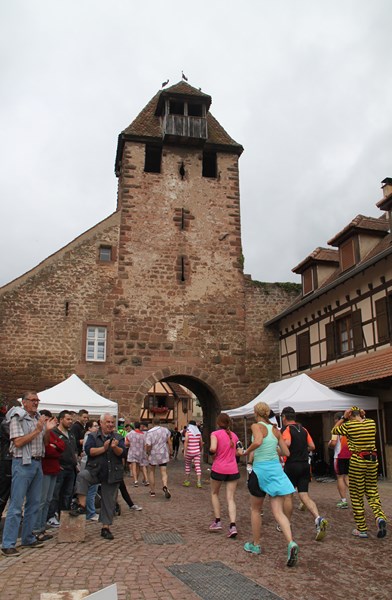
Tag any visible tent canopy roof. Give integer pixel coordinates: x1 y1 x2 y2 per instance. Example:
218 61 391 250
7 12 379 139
33 374 118 416
226 373 378 419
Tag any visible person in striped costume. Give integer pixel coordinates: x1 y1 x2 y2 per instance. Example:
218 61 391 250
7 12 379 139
332 406 387 539
183 420 203 488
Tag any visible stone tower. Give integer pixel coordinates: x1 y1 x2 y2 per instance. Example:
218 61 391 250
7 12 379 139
0 81 298 432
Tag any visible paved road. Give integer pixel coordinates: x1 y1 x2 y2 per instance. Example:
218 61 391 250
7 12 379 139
0 458 390 600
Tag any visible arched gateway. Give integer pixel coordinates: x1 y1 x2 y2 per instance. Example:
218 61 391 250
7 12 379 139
0 81 298 421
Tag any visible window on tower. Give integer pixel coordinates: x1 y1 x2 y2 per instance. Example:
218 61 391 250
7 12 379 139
144 144 162 173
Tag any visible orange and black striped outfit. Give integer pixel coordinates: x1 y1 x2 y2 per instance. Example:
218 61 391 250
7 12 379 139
332 418 386 532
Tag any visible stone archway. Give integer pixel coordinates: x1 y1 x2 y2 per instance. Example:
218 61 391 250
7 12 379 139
134 367 223 457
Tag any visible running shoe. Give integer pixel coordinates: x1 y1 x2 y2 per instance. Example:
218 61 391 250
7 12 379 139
315 517 328 541
69 505 87 517
244 541 261 555
228 525 238 538
130 504 143 511
286 541 299 567
183 480 191 487
46 517 60 528
336 500 348 509
377 518 387 538
87 514 99 521
163 486 171 499
134 481 139 487
298 502 306 512
352 529 368 538
150 491 156 497
196 482 202 488
209 521 222 531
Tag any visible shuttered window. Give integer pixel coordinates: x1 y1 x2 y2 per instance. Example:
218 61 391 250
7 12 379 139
384 403 392 445
302 269 314 296
352 309 363 351
375 296 391 343
297 331 311 370
340 239 356 271
326 322 336 361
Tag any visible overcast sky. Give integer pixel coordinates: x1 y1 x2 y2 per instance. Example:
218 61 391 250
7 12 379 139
1 1 392 287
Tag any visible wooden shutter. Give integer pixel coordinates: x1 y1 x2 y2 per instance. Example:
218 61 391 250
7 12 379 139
375 297 390 343
302 269 314 296
340 239 355 271
297 331 310 370
326 322 336 361
352 309 363 351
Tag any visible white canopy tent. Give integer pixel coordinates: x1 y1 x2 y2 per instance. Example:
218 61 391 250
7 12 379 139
226 373 379 418
226 373 383 474
32 374 118 417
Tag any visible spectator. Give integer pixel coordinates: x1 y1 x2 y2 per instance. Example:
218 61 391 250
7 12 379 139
0 413 12 521
81 420 100 522
47 410 78 527
70 413 127 540
33 410 65 540
70 409 89 456
171 427 181 460
1 391 56 556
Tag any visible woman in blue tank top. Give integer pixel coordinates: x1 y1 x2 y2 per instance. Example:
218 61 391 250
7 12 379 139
240 401 298 567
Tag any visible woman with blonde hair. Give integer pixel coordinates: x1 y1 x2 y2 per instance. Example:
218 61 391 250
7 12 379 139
241 401 299 567
209 413 241 538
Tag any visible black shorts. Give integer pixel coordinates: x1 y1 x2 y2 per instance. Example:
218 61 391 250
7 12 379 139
210 470 240 482
335 458 350 476
284 462 310 493
247 470 266 498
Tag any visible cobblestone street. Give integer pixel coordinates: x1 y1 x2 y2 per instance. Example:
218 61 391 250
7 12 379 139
0 458 391 600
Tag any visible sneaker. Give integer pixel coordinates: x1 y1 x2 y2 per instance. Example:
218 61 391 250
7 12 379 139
101 528 114 540
36 533 53 542
377 518 387 539
209 521 222 531
244 541 261 555
196 482 202 489
130 504 143 511
142 480 149 486
336 500 348 509
20 540 44 549
276 524 282 532
228 525 238 538
163 486 171 499
315 517 328 541
134 481 139 487
1 547 20 557
183 480 191 487
298 502 306 512
150 491 156 497
69 505 87 517
352 528 368 538
286 541 299 567
46 517 60 528
87 514 99 521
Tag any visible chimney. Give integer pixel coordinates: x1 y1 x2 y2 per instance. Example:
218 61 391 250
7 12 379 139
381 177 392 199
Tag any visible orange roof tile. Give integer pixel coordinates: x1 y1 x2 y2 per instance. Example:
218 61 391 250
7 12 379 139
328 214 388 246
308 347 392 388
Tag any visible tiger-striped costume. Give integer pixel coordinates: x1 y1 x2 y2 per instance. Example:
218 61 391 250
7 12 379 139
332 418 386 532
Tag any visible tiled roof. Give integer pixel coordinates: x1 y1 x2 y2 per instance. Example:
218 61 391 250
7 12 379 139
328 214 389 246
292 247 339 274
308 347 392 388
121 81 243 150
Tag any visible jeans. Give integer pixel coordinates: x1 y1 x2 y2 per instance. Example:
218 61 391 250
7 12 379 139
48 467 75 519
34 473 57 533
2 458 43 548
86 483 98 519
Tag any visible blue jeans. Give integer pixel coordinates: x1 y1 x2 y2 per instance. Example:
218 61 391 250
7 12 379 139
2 458 43 548
86 483 98 519
34 473 57 533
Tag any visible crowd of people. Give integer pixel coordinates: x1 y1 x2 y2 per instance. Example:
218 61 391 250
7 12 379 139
0 392 387 567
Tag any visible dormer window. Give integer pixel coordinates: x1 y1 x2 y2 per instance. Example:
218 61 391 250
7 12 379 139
302 267 315 296
340 238 356 271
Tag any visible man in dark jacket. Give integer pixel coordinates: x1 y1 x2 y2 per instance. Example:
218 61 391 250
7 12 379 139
47 410 78 526
70 409 89 456
70 413 127 540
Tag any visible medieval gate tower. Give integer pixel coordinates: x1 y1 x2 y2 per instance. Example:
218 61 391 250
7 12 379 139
0 81 297 432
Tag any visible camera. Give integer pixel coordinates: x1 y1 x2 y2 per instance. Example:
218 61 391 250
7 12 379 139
236 441 243 450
